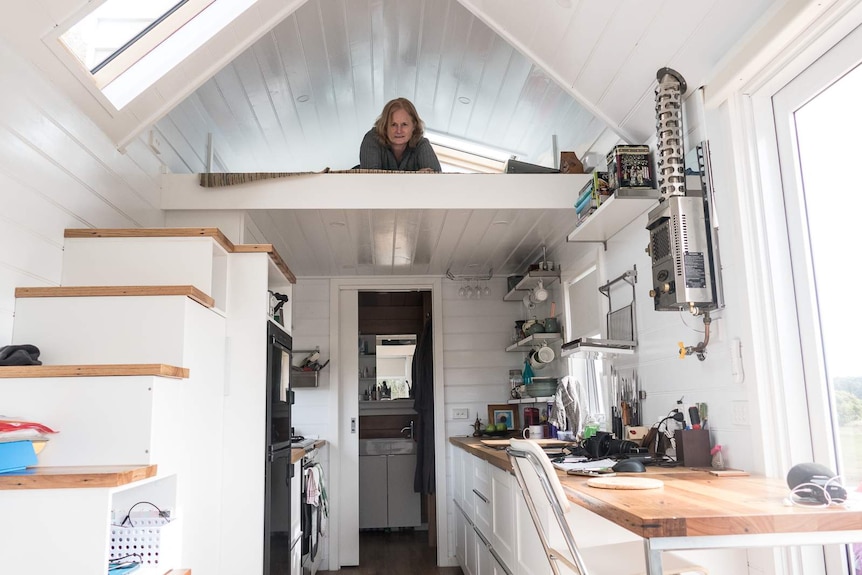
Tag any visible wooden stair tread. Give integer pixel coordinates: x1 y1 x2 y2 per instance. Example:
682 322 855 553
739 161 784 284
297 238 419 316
0 364 189 379
0 464 157 490
15 285 214 308
65 228 295 284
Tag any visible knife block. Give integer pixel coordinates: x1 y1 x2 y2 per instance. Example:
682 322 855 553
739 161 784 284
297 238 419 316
673 429 711 467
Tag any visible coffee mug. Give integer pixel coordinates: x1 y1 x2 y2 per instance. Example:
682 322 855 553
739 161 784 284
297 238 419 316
522 425 544 439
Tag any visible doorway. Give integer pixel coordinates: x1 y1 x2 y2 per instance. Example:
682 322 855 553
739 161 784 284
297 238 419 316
358 291 431 535
330 278 449 570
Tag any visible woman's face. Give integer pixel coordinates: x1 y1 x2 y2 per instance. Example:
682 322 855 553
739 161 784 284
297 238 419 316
386 108 415 148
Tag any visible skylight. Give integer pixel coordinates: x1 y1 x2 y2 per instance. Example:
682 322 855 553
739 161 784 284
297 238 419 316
54 0 256 110
425 131 515 174
60 0 187 75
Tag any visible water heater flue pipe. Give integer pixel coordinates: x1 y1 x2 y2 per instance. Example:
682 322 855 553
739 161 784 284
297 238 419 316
655 67 688 200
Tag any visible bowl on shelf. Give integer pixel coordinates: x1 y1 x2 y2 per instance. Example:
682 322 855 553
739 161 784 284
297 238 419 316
522 378 558 398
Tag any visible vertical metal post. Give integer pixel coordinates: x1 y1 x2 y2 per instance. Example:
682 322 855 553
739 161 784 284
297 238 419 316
552 134 559 168
206 132 214 173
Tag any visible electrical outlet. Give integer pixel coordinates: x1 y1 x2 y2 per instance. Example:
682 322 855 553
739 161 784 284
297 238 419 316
452 408 469 420
731 400 749 425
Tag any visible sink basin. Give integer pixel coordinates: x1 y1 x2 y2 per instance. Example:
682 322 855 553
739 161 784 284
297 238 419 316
360 438 416 456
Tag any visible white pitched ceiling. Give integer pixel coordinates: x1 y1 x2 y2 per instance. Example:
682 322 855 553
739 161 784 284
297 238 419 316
3 0 779 278
154 0 613 173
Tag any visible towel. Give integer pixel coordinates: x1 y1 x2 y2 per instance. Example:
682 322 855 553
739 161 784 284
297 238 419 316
306 466 321 506
0 344 42 366
549 376 582 432
308 463 329 536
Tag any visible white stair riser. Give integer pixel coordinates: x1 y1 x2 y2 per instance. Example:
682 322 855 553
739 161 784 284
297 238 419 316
61 237 227 310
0 376 183 468
12 296 208 365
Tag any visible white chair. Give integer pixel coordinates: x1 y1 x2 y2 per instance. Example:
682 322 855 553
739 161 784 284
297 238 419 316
507 439 708 575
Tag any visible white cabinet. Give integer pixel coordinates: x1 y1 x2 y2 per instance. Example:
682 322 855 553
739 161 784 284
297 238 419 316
359 455 388 528
359 452 421 529
514 488 553 575
452 450 518 575
388 453 421 527
490 465 516 569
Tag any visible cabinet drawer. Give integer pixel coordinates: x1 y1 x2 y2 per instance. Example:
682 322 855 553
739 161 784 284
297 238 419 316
471 458 492 537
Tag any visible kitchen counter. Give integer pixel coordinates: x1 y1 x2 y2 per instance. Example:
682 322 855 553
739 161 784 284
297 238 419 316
449 436 515 473
290 439 326 464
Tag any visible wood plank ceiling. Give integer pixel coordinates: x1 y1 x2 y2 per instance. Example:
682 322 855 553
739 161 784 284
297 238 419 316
155 0 612 174
0 0 772 278
150 0 775 278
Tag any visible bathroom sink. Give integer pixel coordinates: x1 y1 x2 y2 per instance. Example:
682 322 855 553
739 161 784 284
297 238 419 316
359 438 417 456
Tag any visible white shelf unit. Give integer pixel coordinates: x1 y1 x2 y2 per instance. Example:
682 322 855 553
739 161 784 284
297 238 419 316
505 333 561 352
566 192 659 245
560 343 636 358
502 270 561 301
507 396 555 405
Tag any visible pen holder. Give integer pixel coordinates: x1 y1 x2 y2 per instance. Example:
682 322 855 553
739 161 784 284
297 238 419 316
673 429 711 467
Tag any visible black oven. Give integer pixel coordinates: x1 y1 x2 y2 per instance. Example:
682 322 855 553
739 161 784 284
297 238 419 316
265 320 293 575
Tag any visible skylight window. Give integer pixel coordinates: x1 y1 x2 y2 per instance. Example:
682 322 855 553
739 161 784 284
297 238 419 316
425 131 515 173
53 0 255 110
60 0 187 75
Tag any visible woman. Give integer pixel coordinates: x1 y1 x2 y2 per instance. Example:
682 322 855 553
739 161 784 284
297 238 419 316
359 98 442 172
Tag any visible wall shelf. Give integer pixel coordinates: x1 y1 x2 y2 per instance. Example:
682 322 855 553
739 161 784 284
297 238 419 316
506 333 561 352
502 270 561 301
507 396 555 404
566 191 659 244
560 339 635 358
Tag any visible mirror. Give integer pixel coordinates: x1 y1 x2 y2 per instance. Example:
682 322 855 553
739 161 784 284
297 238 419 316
375 334 416 399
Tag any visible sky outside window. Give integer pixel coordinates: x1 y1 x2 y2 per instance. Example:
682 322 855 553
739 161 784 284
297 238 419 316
60 0 183 72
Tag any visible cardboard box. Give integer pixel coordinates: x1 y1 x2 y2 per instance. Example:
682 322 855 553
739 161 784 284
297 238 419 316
606 145 654 190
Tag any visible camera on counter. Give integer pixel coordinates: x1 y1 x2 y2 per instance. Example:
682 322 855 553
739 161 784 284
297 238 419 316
584 431 641 458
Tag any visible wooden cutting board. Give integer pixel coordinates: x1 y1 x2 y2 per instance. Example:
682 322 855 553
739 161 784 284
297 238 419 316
586 476 664 490
480 439 569 447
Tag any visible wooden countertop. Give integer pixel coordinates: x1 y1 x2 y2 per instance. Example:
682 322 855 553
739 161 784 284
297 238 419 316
0 464 157 490
0 364 189 379
291 439 326 464
449 436 862 539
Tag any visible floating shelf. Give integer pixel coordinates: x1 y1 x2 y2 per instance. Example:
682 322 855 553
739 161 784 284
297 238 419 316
503 270 561 301
506 333 561 352
560 340 635 358
566 191 660 244
507 396 555 404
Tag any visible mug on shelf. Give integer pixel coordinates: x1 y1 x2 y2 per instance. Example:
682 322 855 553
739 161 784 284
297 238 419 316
522 425 545 440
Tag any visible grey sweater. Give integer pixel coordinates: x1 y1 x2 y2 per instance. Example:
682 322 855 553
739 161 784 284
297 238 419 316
358 129 441 172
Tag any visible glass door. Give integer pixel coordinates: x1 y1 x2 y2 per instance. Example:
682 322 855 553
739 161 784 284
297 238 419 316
772 22 862 574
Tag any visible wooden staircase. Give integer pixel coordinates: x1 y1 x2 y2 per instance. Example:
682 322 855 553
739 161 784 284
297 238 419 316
0 228 294 575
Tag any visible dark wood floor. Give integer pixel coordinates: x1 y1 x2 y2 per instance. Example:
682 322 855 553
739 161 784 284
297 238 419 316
319 530 463 575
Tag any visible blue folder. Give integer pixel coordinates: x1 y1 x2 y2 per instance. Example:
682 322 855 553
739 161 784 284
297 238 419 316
0 440 37 474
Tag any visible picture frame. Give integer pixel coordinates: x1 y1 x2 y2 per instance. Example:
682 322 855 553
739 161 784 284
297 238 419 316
487 404 520 431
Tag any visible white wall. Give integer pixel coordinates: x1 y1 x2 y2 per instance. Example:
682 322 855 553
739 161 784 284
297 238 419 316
0 37 164 345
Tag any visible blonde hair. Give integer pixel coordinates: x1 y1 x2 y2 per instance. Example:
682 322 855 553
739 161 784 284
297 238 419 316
373 98 425 148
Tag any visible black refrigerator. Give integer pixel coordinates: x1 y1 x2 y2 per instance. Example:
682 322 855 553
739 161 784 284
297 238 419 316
264 320 294 574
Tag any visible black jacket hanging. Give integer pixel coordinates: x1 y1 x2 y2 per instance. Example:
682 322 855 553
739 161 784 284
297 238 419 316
412 316 435 494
